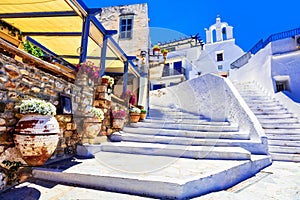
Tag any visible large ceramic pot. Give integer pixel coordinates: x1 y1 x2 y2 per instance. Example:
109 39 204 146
83 118 102 143
112 118 125 129
14 114 59 166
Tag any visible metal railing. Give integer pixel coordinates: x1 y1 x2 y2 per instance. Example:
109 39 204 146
249 27 300 55
232 27 300 69
230 52 252 69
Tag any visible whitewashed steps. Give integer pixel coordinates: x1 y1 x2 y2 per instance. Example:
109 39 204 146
142 118 230 126
269 146 300 154
267 134 300 140
268 153 300 162
129 121 239 132
262 123 300 129
256 113 295 119
121 133 253 146
100 142 251 160
252 110 290 115
234 81 300 162
264 129 300 134
268 140 300 147
259 118 299 124
122 127 249 140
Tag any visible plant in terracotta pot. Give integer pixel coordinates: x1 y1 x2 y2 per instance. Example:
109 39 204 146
129 107 141 123
83 107 104 144
140 109 147 121
14 99 59 166
111 108 126 129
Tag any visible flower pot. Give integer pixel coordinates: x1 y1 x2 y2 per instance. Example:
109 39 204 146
130 113 140 123
101 78 109 84
83 117 102 141
112 118 125 129
14 114 59 166
140 113 147 121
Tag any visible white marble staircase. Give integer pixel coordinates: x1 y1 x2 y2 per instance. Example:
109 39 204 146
102 105 267 159
234 81 300 162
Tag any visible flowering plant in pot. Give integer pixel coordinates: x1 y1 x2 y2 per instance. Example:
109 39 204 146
129 107 141 123
76 61 99 82
140 109 147 121
14 99 59 166
101 75 114 86
83 107 104 144
17 98 56 116
112 108 127 129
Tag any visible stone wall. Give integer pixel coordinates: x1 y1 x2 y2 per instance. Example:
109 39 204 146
97 3 149 56
0 53 84 162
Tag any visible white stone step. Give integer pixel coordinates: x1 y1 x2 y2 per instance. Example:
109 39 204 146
268 140 300 147
250 107 287 113
246 101 280 106
269 146 300 154
242 96 273 101
129 122 239 132
252 109 289 115
148 115 203 120
248 104 283 109
100 142 252 160
248 105 284 111
259 118 299 124
122 127 249 140
269 152 300 162
256 113 295 119
121 133 251 146
264 129 300 134
266 134 300 140
142 119 230 126
262 123 300 129
32 153 272 199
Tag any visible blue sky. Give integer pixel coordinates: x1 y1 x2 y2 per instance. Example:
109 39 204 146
83 0 300 52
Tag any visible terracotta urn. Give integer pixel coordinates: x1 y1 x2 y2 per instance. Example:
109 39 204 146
14 114 59 166
112 118 125 129
129 113 140 123
83 117 102 143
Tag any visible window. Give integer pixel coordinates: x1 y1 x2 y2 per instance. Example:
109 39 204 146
218 65 223 70
276 81 289 92
119 15 133 39
162 63 170 77
216 53 224 62
174 61 183 74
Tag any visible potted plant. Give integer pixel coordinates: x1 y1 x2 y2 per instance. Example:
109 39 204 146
76 61 99 83
152 44 161 55
101 75 114 86
83 107 104 144
22 41 44 59
129 107 141 123
14 99 59 166
161 49 169 58
140 109 147 121
111 108 126 129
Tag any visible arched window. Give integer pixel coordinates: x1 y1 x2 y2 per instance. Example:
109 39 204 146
222 27 227 40
212 29 217 43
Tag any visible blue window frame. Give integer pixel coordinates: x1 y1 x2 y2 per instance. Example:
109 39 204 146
119 15 133 39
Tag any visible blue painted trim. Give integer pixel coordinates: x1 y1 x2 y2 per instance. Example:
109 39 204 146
23 32 82 36
26 36 76 70
99 36 108 77
123 60 129 94
0 11 76 18
87 8 102 16
108 37 127 58
74 0 90 13
90 16 108 35
79 15 91 63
